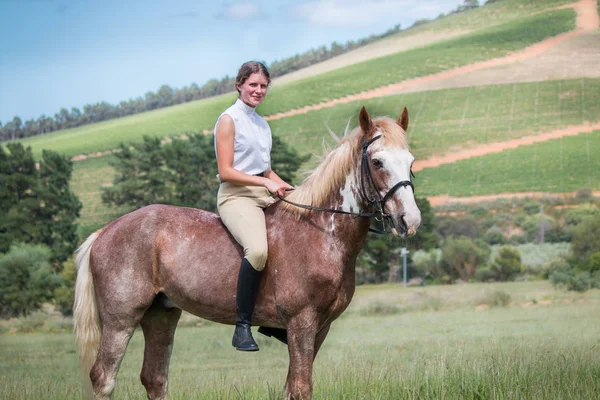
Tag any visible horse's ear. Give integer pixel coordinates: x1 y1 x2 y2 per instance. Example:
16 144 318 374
397 106 409 131
359 106 374 135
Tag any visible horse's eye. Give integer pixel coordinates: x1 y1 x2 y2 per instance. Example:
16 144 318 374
372 159 383 169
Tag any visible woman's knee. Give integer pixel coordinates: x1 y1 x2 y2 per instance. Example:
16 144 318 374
245 248 268 271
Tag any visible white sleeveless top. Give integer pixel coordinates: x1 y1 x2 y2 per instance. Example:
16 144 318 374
214 98 272 178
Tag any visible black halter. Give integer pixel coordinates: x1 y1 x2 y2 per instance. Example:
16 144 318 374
278 135 415 234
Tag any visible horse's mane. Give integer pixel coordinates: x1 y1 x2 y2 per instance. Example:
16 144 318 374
281 116 408 218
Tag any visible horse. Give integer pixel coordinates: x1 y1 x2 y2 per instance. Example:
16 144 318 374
73 106 421 399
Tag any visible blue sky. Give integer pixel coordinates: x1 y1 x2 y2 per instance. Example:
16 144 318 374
0 0 465 123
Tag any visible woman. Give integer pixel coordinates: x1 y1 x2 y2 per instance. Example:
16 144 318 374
214 61 294 351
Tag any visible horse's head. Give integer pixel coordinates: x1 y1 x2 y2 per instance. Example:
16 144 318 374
358 106 421 236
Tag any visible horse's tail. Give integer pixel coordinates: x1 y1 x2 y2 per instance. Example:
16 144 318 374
73 229 103 392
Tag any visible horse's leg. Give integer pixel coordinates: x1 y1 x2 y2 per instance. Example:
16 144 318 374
139 296 182 400
90 324 137 400
284 310 318 400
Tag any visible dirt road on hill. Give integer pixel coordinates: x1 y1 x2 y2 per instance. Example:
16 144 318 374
411 122 600 172
559 0 599 31
428 190 600 207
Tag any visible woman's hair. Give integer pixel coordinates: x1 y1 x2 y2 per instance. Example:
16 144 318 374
235 61 270 93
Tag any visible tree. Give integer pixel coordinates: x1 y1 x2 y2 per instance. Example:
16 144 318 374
490 245 523 281
162 134 220 211
435 214 482 240
358 233 399 284
570 215 600 267
101 136 169 209
270 135 311 184
0 142 40 252
441 236 490 282
102 133 309 213
0 143 81 267
36 150 82 264
0 243 63 318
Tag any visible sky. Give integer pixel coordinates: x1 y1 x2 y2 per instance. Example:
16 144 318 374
0 0 466 123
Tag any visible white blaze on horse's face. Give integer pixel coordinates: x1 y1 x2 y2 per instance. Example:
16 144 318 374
370 140 421 236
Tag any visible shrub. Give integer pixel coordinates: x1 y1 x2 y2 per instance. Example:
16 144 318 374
359 301 401 316
564 204 599 227
550 269 599 292
469 206 488 218
590 252 600 274
570 215 600 265
435 215 482 240
513 242 570 276
441 236 491 282
53 257 76 316
509 234 527 245
523 201 540 215
490 246 523 281
574 187 594 202
484 226 506 245
15 311 47 333
412 249 446 283
0 243 63 318
475 290 511 307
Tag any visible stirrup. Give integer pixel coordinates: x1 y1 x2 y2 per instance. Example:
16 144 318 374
258 326 288 345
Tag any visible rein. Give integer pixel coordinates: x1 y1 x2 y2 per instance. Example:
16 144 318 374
278 135 415 235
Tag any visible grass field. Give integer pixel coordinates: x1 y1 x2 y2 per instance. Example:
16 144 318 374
416 130 600 196
68 155 132 235
0 281 598 399
14 9 575 160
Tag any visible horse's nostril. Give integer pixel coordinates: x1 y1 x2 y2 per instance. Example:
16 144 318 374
399 214 408 233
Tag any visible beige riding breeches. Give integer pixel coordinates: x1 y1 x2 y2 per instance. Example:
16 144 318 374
217 182 276 271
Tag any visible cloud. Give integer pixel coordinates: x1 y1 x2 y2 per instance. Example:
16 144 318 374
216 1 267 21
287 0 461 28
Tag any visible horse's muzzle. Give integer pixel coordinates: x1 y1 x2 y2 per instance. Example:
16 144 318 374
391 212 420 237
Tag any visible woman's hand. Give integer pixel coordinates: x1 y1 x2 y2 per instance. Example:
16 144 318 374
264 180 294 198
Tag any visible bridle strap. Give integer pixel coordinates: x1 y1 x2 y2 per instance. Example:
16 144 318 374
278 134 415 234
276 196 377 219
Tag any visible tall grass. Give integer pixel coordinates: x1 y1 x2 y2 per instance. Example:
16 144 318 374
0 282 598 399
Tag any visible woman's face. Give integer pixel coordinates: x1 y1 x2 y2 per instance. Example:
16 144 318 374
237 72 269 108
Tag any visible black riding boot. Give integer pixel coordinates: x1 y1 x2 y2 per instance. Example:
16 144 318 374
232 258 261 351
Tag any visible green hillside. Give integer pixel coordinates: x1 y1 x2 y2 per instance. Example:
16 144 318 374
15 8 575 159
269 78 600 161
407 0 574 33
415 130 600 196
71 77 600 231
